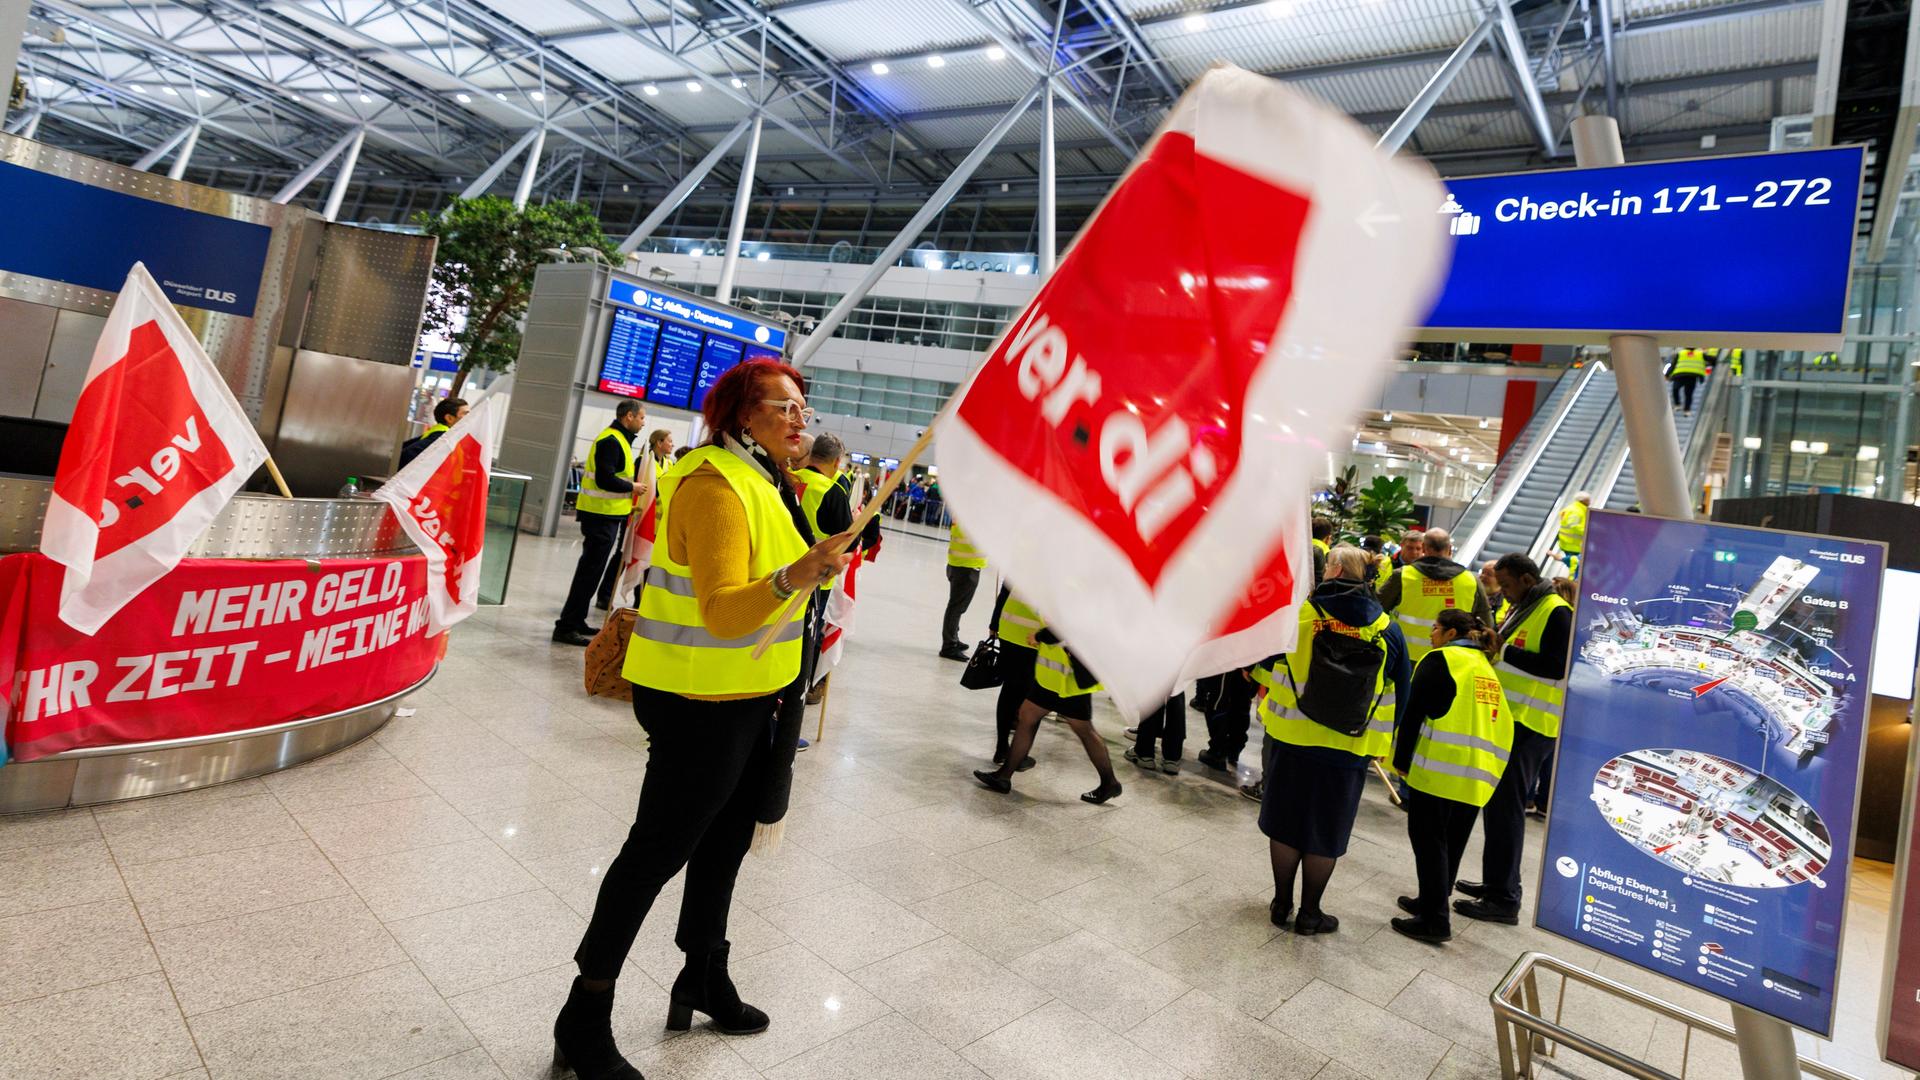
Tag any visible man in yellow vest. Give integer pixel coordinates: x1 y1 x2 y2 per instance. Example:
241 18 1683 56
1726 348 1744 377
1454 553 1572 925
1379 526 1491 668
942 518 987 660
1310 517 1332 584
554 398 647 645
1668 347 1708 414
1556 492 1589 576
399 396 467 468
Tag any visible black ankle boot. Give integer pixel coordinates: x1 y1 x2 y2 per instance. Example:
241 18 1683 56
667 942 770 1035
553 977 644 1079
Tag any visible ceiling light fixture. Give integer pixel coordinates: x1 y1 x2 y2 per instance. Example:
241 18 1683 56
358 92 372 103
530 90 544 101
494 91 506 100
133 84 147 93
870 61 889 75
1183 12 1208 30
642 84 659 96
730 77 745 89
162 86 178 95
927 54 946 68
986 45 1006 61
455 92 471 103
1265 0 1294 14
756 251 770 261
321 91 337 102
197 87 213 98
685 81 701 92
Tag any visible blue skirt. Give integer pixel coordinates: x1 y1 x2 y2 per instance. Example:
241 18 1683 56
1257 736 1368 858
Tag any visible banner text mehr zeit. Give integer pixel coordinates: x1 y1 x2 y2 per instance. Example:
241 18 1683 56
19 565 429 723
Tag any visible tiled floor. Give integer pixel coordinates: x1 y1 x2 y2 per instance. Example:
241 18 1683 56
0 526 1911 1080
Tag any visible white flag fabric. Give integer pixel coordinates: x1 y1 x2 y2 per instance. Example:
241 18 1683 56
372 395 499 633
933 66 1451 718
40 262 269 635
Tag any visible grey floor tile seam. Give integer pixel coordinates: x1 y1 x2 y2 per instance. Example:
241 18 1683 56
92 805 215 1079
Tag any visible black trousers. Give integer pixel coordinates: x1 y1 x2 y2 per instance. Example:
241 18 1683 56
557 510 626 632
1133 693 1186 760
1192 674 1223 713
1205 672 1256 762
942 566 980 650
1404 787 1481 926
574 686 775 980
1477 724 1557 909
1670 373 1700 411
994 642 1037 756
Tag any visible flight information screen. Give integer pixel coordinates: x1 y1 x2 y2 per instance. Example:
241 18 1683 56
597 308 662 397
647 321 704 409
692 336 745 412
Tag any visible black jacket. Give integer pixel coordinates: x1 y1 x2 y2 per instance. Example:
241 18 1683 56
1497 583 1573 680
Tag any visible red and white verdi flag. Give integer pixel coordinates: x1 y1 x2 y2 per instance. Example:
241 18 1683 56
815 545 862 682
935 66 1451 717
611 448 658 606
40 263 270 635
372 395 499 633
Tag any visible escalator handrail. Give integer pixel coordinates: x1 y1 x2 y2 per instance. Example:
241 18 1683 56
1457 363 1608 567
1447 368 1580 539
1681 370 1733 505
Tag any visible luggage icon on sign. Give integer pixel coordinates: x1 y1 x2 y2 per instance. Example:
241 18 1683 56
1439 194 1480 236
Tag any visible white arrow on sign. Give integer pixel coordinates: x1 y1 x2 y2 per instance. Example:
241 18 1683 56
1357 203 1401 238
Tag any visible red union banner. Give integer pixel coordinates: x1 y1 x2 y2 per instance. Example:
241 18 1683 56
373 395 499 633
936 66 1450 716
0 552 441 762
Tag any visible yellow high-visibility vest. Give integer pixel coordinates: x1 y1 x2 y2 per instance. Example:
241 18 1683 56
1374 557 1394 589
1558 501 1588 555
1672 349 1709 377
1494 593 1571 738
576 428 636 517
997 594 1043 650
794 466 837 542
1260 603 1394 759
622 446 810 696
1395 564 1479 666
1312 538 1330 557
948 522 987 570
1727 349 1744 376
1033 637 1100 698
422 423 450 438
1405 645 1513 807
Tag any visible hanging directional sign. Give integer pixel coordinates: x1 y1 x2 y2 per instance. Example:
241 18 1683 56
1418 146 1865 349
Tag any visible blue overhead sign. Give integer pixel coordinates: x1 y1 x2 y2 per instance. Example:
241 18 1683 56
0 160 272 317
605 278 786 350
1419 146 1864 348
1538 510 1883 1036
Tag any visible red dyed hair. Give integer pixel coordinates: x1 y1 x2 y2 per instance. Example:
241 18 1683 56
702 358 807 444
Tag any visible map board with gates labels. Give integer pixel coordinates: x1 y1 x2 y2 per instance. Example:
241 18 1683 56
1536 510 1884 1036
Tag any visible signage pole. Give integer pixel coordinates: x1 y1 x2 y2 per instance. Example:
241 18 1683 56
1570 115 1693 522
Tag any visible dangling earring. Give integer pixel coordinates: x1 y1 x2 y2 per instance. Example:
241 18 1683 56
739 431 762 453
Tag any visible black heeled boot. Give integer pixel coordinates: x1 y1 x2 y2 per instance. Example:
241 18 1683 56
553 977 644 1079
666 942 770 1035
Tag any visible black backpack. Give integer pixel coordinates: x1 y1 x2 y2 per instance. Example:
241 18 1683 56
1283 600 1388 738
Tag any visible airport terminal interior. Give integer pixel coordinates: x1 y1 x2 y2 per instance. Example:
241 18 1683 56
7 0 1920 1079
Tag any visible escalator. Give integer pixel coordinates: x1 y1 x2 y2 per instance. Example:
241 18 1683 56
1601 405 1700 511
1592 367 1729 514
1455 364 1618 569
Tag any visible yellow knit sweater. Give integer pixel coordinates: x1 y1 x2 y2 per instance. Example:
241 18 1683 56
668 463 793 701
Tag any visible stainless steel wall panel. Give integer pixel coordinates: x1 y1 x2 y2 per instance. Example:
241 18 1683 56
273 349 418 494
0 297 57 416
298 224 437 366
0 475 420 558
33 308 105 421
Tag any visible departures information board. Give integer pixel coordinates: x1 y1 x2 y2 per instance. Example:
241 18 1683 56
1538 511 1883 1036
594 277 784 405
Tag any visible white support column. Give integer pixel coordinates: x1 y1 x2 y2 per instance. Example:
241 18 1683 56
132 123 194 172
271 129 358 204
714 114 763 305
321 127 365 222
1377 13 1496 155
1492 0 1558 156
1039 82 1056 278
166 123 201 181
512 126 547 209
16 108 37 140
461 128 541 200
795 84 1043 366
1573 114 1690 521
0 0 29 129
617 117 753 256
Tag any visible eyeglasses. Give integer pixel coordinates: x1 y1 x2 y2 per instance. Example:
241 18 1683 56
760 399 816 425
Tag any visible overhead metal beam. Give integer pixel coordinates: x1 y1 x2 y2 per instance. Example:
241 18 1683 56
1038 84 1056 277
1491 0 1560 156
322 127 366 222
1377 12 1498 154
715 114 764 304
462 128 542 200
947 0 1137 157
166 122 202 180
1081 0 1184 103
272 129 359 203
618 117 755 255
512 127 547 210
1868 3 1920 261
795 83 1043 365
1595 0 1621 119
131 123 195 171
1810 0 1849 145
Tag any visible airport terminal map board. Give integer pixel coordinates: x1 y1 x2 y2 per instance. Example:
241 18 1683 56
1538 511 1883 1036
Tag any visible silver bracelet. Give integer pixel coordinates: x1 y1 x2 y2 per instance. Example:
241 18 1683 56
772 565 795 600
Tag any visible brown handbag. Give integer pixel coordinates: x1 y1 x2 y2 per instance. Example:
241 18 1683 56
584 608 637 702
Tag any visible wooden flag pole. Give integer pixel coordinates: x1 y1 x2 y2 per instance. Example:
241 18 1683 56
1371 759 1403 807
263 456 294 499
750 423 939 660
813 672 832 743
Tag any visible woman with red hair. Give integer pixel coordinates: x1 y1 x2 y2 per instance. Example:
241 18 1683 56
554 358 851 1080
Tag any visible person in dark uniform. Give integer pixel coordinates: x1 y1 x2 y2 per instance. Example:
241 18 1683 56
553 399 647 646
